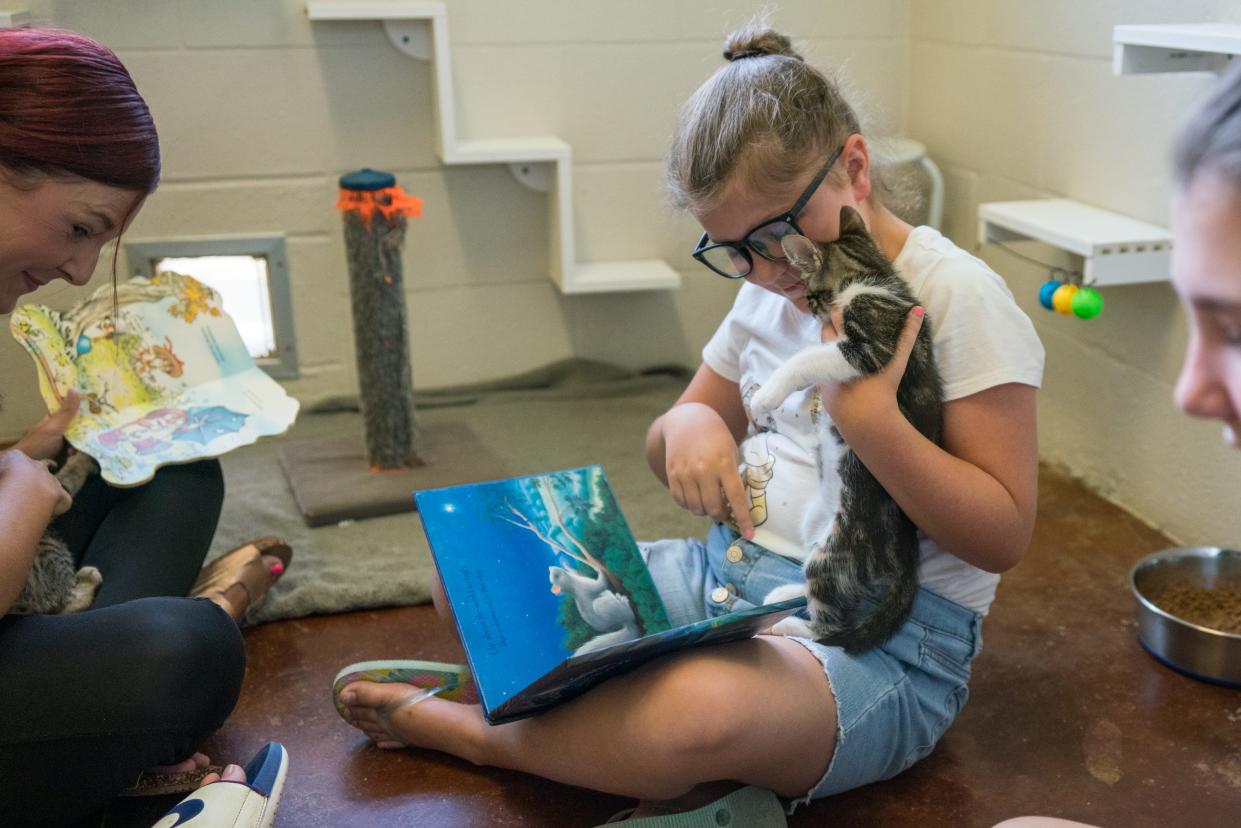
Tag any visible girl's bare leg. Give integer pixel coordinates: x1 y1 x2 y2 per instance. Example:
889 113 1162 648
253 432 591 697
341 633 836 800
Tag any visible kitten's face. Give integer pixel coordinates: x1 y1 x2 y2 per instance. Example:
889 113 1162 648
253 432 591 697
780 207 878 319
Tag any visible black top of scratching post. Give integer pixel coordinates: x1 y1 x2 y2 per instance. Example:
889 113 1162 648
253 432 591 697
339 168 395 191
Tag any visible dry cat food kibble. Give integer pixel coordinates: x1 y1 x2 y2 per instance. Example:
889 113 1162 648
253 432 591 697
1146 583 1241 634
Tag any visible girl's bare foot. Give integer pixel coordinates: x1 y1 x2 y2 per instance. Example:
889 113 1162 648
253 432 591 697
338 682 484 757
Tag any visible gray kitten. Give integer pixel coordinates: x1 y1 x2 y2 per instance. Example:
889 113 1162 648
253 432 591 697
750 206 943 653
7 451 102 615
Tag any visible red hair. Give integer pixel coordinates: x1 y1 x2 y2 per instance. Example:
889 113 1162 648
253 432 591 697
0 27 159 192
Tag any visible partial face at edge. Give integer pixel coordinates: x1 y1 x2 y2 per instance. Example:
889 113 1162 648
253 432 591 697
0 172 141 314
1171 172 1241 448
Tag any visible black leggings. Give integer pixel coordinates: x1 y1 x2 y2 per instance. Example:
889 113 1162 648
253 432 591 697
0 460 246 826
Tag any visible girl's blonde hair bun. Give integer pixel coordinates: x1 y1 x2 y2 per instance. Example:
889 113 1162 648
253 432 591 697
722 25 802 63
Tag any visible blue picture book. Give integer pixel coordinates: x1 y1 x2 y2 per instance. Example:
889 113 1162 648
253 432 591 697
414 465 807 724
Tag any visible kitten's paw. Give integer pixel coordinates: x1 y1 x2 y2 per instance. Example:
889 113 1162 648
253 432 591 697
762 583 807 605
748 385 785 420
61 566 102 613
56 452 99 494
768 616 816 639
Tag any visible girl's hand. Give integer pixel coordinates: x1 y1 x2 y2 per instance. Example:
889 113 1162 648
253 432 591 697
819 307 925 434
660 402 755 539
14 389 80 462
0 449 72 519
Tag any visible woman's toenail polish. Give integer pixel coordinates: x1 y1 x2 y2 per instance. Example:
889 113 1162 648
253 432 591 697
270 561 284 575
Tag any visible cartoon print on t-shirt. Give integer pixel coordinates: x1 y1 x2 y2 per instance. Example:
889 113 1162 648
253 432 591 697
739 437 776 528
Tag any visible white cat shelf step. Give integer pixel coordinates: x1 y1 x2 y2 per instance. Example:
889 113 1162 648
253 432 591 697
978 199 1172 288
305 1 680 295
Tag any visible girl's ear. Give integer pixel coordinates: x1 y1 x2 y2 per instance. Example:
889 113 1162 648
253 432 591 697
780 234 823 273
843 133 872 203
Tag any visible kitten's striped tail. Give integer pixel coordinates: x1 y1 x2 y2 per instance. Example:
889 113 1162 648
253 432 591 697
839 568 918 654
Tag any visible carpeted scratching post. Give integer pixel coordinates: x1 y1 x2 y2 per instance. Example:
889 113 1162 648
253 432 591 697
339 168 422 467
280 168 504 526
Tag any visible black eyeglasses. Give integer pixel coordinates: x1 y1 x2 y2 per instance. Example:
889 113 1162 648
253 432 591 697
692 143 845 279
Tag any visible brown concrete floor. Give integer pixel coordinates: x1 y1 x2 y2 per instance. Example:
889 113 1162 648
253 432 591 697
130 464 1241 826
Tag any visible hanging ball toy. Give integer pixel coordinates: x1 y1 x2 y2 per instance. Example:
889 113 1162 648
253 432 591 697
1052 283 1079 315
1038 279 1060 311
1071 287 1103 319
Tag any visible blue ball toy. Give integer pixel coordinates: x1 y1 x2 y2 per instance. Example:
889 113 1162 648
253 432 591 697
1038 280 1060 311
75 335 92 355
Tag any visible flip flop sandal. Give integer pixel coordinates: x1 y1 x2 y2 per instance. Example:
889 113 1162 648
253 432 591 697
594 786 787 827
331 659 479 725
119 764 225 797
191 537 293 625
152 742 288 828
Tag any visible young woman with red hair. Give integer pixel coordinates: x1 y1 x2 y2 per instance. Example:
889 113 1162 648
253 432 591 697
0 27 287 825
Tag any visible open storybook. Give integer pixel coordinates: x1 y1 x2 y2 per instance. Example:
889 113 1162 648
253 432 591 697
414 465 807 724
10 272 298 487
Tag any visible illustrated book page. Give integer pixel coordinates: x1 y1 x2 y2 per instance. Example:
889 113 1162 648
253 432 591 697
415 465 806 724
10 271 299 486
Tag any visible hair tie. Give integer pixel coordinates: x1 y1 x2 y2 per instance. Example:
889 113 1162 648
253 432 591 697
725 48 762 61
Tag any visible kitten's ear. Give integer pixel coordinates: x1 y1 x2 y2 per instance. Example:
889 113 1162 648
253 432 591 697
780 234 823 273
838 205 868 237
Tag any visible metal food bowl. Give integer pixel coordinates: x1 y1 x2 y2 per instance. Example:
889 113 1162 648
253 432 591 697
1130 547 1241 687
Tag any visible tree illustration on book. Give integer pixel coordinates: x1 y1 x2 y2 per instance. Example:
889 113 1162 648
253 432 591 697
10 272 298 486
495 468 669 652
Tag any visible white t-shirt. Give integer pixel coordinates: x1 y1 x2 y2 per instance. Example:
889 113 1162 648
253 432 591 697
702 226 1045 614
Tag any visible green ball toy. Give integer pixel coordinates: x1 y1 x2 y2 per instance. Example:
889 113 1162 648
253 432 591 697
1071 287 1103 319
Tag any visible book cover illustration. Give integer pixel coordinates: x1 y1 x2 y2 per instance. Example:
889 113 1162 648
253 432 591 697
416 465 807 724
416 465 672 719
10 271 299 487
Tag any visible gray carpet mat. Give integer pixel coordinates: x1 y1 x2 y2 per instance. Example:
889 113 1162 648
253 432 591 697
208 360 704 624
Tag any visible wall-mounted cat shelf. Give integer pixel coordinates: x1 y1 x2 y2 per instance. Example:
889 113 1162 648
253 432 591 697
1113 23 1241 75
978 199 1172 286
306 1 680 295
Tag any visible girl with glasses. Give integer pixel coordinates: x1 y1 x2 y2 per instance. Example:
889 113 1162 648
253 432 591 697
338 19 1044 819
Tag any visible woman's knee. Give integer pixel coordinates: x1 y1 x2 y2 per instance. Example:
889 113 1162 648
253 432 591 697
117 597 245 732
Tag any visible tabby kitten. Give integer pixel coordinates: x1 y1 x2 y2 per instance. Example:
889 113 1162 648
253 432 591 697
7 451 102 615
750 205 943 653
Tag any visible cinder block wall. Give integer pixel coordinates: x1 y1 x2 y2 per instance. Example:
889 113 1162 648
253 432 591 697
906 0 1241 545
0 0 908 437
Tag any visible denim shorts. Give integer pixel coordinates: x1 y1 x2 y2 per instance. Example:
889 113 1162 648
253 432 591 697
639 523 983 810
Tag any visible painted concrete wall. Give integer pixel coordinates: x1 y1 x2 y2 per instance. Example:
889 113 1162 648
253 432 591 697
0 0 908 436
907 0 1241 545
